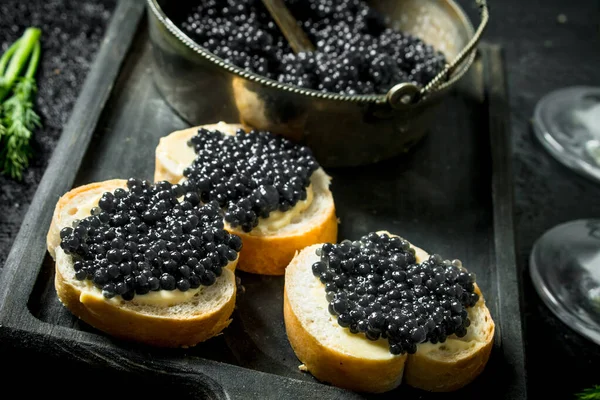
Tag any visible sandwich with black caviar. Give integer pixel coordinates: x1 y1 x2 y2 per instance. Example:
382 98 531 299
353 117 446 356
47 178 241 347
155 122 338 275
284 231 494 393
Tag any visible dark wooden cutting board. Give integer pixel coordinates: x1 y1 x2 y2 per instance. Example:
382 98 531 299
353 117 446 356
0 1 525 398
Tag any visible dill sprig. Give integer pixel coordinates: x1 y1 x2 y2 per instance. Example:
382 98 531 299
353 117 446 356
577 385 600 400
1 76 41 179
0 27 42 180
0 106 6 137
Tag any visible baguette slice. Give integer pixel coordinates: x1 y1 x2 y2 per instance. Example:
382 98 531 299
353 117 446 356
154 122 242 184
284 239 494 393
47 180 237 348
154 122 338 275
47 179 128 259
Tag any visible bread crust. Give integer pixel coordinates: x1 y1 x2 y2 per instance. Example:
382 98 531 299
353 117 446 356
284 238 495 393
403 293 494 391
283 286 407 393
55 257 237 347
47 179 127 259
232 77 306 142
48 180 238 348
228 202 337 275
154 123 338 275
154 123 243 183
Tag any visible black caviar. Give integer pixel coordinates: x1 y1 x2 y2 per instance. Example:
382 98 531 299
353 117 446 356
60 178 242 300
183 128 319 233
313 232 479 355
178 0 447 95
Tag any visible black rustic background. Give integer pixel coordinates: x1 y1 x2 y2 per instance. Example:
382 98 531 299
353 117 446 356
1 0 599 398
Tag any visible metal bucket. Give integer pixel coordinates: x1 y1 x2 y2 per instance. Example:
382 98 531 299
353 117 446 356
147 0 489 167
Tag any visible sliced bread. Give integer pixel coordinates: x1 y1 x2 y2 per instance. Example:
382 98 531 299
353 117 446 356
47 180 237 347
154 122 338 275
284 237 494 393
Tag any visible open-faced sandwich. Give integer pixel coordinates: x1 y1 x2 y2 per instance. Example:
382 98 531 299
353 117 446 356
284 231 494 393
46 178 241 347
155 122 338 275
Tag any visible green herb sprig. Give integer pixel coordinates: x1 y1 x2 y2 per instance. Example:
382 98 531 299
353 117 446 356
577 385 600 400
0 27 42 180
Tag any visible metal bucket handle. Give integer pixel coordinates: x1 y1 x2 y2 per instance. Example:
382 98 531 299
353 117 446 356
386 0 489 108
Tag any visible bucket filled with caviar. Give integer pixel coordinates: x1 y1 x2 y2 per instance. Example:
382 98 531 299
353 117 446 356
147 0 488 167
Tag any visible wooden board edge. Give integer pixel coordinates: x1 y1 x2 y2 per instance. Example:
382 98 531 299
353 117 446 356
482 43 528 399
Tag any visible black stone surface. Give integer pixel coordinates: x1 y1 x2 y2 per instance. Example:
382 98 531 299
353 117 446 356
0 0 599 398
0 0 117 264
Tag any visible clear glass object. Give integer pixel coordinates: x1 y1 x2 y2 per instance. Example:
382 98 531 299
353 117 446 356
530 220 600 345
531 87 600 345
533 86 600 182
